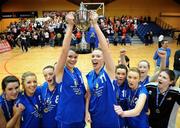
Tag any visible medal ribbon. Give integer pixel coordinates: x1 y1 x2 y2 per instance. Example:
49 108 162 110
44 87 56 106
2 94 12 119
129 89 138 106
156 87 169 108
24 93 41 114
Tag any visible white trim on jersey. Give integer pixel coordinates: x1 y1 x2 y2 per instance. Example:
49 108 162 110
168 102 179 128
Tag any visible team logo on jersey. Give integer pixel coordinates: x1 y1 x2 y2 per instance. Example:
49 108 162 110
35 104 39 109
148 90 152 95
166 97 172 100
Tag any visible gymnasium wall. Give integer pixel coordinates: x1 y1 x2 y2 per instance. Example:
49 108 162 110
1 0 180 31
106 0 180 29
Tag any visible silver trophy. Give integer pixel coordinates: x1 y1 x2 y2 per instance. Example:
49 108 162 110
74 2 90 31
74 2 91 53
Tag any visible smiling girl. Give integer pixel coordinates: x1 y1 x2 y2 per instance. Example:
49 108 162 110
16 72 42 128
55 12 86 128
41 65 60 128
0 75 24 128
86 11 120 128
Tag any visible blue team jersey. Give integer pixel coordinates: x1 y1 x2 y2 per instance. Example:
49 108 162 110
17 87 42 128
55 66 86 124
86 67 120 128
126 85 149 128
0 93 22 121
139 76 150 87
0 94 14 121
41 82 60 128
114 79 128 128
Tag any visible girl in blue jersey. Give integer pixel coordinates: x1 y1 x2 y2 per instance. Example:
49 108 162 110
41 65 60 128
0 75 24 128
120 49 166 87
85 11 120 128
54 12 86 128
114 67 149 128
138 50 166 87
114 64 129 128
16 72 42 128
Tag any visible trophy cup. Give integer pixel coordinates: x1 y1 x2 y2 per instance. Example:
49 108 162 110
74 2 91 53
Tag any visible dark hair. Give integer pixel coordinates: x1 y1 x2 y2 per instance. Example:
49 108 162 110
116 64 128 74
125 55 130 62
125 55 130 68
138 60 150 69
160 69 175 86
43 65 54 71
1 75 20 91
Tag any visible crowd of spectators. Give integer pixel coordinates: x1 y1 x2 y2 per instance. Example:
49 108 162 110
0 14 152 52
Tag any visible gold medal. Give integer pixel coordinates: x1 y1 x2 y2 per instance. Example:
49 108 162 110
156 108 160 114
44 108 48 113
95 83 99 89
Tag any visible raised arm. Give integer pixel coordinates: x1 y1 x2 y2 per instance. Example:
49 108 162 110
150 50 166 82
55 12 74 83
119 49 127 67
90 11 115 79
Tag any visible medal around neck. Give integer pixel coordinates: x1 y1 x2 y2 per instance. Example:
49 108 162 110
156 108 160 114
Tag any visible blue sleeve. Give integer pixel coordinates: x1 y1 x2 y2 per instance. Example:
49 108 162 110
36 86 42 95
16 96 25 106
140 87 148 97
167 48 171 58
153 50 158 60
0 96 2 107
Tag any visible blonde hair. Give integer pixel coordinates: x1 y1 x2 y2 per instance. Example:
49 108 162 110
128 67 140 77
21 71 37 86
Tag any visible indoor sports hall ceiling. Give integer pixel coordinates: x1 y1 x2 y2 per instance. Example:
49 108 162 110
67 0 115 5
0 0 8 7
0 0 180 8
67 0 180 5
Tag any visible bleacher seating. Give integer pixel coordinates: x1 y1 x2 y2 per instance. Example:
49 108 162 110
136 22 163 43
136 22 173 43
108 35 132 44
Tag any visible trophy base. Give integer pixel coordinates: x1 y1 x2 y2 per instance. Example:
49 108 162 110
76 42 91 54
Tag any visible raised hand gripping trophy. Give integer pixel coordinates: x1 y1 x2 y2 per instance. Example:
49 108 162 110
74 2 91 53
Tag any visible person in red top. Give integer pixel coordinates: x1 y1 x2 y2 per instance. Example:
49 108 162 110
76 30 82 44
121 26 127 45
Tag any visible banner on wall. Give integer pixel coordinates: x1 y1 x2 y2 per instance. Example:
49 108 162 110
42 11 73 17
0 12 14 18
0 11 38 19
0 40 12 53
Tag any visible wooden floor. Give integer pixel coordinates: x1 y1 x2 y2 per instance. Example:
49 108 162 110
0 41 179 126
